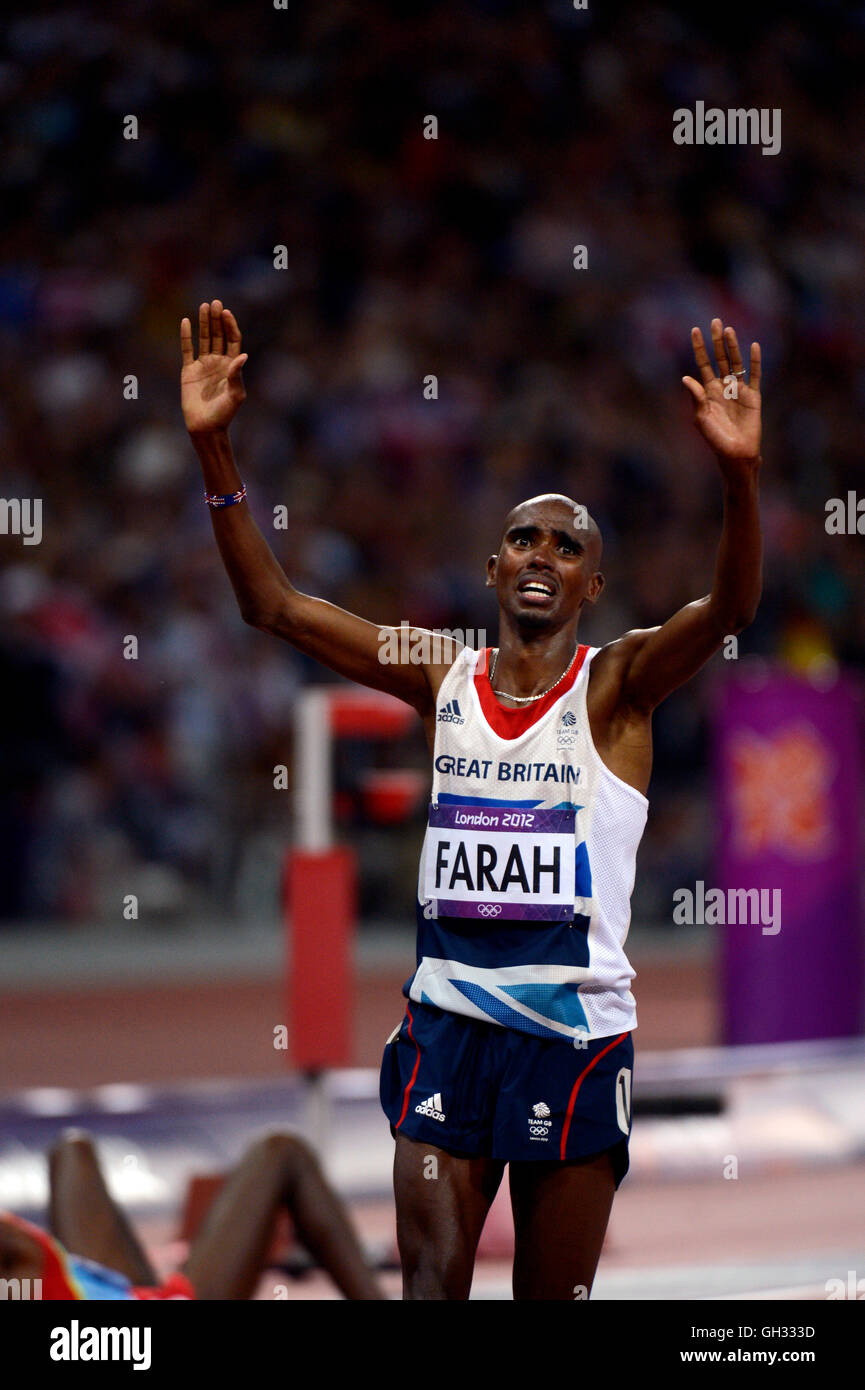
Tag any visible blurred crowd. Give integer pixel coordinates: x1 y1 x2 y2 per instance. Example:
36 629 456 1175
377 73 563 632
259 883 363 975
2 0 864 924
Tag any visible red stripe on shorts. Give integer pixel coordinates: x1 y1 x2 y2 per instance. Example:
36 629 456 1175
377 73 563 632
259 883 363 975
559 1032 629 1160
394 1006 422 1130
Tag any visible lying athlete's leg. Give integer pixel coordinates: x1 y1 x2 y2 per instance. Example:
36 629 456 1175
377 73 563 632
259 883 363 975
48 1131 157 1286
509 1148 616 1301
184 1132 383 1300
394 1133 505 1300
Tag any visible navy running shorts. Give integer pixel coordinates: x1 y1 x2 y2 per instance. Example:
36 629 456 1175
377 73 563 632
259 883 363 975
379 998 634 1186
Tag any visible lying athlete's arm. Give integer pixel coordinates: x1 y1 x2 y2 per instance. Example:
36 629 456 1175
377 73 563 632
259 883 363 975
620 320 763 714
181 302 455 716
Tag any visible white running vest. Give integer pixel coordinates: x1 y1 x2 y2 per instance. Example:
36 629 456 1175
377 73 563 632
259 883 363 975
408 644 648 1039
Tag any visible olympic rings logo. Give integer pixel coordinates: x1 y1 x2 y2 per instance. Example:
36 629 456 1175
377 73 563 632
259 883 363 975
477 903 502 917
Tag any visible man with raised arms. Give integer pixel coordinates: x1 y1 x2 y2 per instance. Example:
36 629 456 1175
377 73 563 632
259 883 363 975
180 303 762 1300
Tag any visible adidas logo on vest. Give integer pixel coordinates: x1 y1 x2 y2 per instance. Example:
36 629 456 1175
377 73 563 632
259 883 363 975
415 1092 446 1122
437 699 465 725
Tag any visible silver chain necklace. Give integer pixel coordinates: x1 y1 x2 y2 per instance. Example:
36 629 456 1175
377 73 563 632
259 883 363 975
489 646 578 704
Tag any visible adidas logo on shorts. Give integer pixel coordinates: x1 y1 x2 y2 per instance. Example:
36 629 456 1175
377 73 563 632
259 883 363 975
415 1092 446 1122
437 699 465 725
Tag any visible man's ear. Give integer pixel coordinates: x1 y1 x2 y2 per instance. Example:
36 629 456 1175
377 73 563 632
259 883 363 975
485 554 498 587
584 571 605 605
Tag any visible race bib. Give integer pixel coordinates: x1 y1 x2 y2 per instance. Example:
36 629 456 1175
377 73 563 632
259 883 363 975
424 803 576 920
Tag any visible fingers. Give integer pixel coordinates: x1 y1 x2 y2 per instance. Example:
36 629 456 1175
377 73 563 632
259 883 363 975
198 303 211 357
681 375 706 406
223 309 243 357
210 300 225 355
194 301 241 359
710 318 730 378
691 328 716 386
227 354 248 406
693 320 758 389
180 318 194 367
724 325 744 376
227 354 248 388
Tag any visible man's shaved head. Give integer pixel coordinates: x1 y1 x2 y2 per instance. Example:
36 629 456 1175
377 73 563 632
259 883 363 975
501 494 603 567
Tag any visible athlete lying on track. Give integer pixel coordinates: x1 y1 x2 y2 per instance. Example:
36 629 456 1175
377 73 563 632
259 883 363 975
0 1129 383 1299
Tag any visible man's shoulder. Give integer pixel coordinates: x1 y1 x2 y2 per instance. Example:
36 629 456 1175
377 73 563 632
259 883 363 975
591 627 660 670
588 629 661 714
424 636 474 708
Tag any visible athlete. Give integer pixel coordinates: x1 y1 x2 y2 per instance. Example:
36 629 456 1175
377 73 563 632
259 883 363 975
0 1129 383 1299
180 303 762 1299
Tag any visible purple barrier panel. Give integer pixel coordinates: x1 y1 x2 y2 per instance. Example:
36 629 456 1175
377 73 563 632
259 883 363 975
713 663 864 1044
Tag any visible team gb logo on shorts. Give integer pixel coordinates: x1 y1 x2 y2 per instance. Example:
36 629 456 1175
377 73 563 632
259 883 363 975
528 1101 552 1141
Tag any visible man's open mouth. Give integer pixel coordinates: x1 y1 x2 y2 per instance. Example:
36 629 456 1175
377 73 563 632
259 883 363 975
517 577 556 600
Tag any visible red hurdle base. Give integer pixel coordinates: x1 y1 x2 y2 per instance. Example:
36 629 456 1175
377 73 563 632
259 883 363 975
284 846 356 1071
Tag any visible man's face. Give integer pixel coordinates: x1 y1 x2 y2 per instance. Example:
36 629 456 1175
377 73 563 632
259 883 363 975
486 499 603 629
0 1216 45 1286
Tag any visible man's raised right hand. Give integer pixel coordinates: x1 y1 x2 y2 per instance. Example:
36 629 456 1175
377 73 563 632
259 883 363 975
180 300 248 435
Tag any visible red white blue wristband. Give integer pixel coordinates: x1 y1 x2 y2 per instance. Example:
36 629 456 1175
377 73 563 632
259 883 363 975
204 484 247 508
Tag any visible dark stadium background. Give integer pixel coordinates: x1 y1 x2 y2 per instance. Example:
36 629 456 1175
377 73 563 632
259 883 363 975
2 1 863 932
1 1 864 1307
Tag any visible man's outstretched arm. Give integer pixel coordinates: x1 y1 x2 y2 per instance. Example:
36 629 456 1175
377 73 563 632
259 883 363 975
182 301 455 716
619 319 763 714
